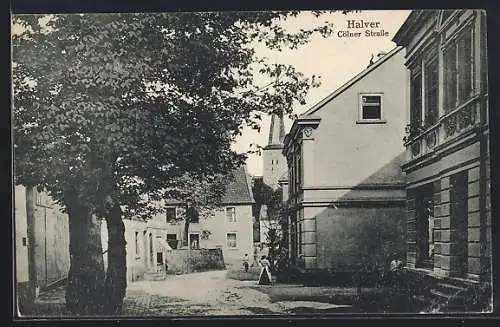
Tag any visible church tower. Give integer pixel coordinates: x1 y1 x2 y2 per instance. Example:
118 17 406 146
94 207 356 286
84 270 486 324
262 113 287 190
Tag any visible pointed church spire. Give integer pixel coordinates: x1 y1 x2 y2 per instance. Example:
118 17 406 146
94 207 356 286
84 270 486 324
267 112 285 146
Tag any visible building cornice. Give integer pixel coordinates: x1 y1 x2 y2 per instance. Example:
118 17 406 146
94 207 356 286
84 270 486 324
263 144 284 151
283 116 321 155
301 183 406 191
286 198 407 209
393 10 429 46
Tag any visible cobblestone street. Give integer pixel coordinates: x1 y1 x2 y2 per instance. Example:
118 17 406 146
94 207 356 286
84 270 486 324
123 269 284 316
29 269 353 317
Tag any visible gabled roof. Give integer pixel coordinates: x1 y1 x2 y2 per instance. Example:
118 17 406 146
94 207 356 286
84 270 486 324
163 165 254 206
300 46 404 117
221 165 255 205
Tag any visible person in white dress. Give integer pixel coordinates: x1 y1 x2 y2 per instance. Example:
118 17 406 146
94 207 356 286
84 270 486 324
258 256 272 285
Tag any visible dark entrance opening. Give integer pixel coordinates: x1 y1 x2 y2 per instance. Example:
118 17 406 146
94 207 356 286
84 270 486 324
290 213 297 265
156 252 163 265
416 183 435 269
149 233 154 266
189 234 199 249
450 171 469 276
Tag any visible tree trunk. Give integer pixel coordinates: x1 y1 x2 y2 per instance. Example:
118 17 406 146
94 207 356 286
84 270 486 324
102 203 127 315
65 203 105 315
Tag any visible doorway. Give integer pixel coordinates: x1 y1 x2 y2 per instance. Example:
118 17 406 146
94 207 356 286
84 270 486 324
289 213 297 264
416 183 435 269
450 171 469 276
149 233 154 266
143 231 147 267
156 252 163 265
189 234 200 249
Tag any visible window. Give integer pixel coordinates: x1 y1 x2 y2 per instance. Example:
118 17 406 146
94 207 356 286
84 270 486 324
443 45 457 111
226 233 237 248
166 234 178 249
226 207 236 222
443 27 474 112
35 191 43 206
359 94 383 121
296 153 302 189
35 190 51 207
166 207 176 223
186 206 199 223
135 231 139 256
410 72 422 127
457 30 473 103
424 58 438 125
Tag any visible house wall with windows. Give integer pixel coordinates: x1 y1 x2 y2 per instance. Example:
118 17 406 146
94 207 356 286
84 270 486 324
283 47 407 273
155 165 255 268
393 10 491 285
101 217 172 283
159 207 254 269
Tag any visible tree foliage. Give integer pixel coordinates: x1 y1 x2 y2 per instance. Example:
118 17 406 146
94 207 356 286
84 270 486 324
12 11 345 217
11 11 351 314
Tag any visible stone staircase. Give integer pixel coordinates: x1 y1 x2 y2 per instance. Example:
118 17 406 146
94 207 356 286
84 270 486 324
428 281 469 312
143 266 167 281
411 275 488 313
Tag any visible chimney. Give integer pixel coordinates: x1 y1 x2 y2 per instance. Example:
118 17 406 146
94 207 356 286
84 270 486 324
368 53 375 67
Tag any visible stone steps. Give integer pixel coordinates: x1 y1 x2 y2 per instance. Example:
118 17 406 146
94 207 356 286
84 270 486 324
427 281 471 312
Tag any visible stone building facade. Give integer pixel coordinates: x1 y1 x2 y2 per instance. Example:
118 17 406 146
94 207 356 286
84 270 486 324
158 165 255 268
393 10 491 286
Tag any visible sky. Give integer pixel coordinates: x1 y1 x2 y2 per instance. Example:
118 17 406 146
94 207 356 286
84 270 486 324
231 10 412 176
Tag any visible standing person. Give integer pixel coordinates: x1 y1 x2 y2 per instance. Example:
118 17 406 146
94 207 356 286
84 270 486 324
242 253 249 272
258 255 272 285
252 246 259 267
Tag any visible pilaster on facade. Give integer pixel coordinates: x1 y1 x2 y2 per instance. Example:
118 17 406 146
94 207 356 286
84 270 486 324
395 10 490 288
300 209 318 270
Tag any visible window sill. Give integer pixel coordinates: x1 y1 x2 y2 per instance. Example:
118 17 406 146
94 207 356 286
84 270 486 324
356 119 387 124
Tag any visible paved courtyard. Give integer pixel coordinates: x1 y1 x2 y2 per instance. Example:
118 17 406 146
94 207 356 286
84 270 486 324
29 269 353 317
